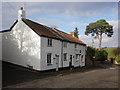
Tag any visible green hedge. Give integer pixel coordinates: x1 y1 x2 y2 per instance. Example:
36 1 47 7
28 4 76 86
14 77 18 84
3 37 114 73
86 46 108 63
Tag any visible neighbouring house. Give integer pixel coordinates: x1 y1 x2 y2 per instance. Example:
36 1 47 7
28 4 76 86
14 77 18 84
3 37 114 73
1 7 86 71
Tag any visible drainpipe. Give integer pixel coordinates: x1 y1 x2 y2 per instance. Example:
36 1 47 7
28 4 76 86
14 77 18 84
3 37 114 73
61 41 63 68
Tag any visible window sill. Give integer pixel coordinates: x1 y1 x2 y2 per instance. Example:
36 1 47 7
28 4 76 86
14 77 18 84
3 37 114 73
64 60 67 61
47 45 52 47
47 63 52 66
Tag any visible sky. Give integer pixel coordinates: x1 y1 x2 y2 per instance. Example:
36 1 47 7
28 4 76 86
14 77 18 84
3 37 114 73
1 1 119 48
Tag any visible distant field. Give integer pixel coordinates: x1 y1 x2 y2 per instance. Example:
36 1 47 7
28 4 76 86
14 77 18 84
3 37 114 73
103 47 119 63
103 47 117 58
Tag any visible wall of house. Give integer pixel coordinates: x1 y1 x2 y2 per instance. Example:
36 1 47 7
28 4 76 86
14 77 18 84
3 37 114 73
40 37 86 71
62 42 74 67
40 37 62 71
74 44 86 67
62 42 86 68
2 20 41 70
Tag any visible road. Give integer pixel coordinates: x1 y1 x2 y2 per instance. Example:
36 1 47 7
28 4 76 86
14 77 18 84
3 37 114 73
3 63 118 88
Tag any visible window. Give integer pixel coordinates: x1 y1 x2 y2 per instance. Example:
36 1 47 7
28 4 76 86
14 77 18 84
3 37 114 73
48 38 52 47
63 53 67 61
76 54 81 61
47 53 52 65
81 55 84 62
76 54 79 60
63 42 67 47
75 44 77 48
80 50 81 54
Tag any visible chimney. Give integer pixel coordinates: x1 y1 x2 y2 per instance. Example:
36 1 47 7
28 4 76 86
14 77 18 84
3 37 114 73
70 32 75 37
18 7 26 20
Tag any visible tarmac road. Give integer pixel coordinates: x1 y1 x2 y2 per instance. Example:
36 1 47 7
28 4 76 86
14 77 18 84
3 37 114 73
3 63 118 88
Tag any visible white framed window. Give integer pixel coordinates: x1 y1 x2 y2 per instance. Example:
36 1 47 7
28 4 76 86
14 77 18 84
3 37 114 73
63 42 67 47
81 55 84 62
63 53 67 61
76 54 79 60
76 54 81 61
47 53 52 65
48 38 52 47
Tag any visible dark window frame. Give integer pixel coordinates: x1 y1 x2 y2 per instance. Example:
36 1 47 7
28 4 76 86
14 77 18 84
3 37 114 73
47 53 52 65
75 44 77 48
63 53 67 61
48 38 52 47
63 42 67 47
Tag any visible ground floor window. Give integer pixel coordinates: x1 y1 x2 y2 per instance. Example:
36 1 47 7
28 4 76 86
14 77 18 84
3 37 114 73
47 53 52 65
81 55 84 62
76 54 80 60
63 53 67 61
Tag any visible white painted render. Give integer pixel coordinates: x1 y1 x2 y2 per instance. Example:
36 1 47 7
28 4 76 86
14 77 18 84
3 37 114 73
40 37 86 70
40 37 62 71
2 20 41 70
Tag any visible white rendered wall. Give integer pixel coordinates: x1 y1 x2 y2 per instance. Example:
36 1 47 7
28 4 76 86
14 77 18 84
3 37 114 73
62 42 86 67
40 37 86 70
2 20 41 70
40 37 62 71
74 44 86 67
62 42 74 67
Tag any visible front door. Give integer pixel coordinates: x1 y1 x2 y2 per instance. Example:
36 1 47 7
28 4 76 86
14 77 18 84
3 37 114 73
69 55 72 67
55 54 59 71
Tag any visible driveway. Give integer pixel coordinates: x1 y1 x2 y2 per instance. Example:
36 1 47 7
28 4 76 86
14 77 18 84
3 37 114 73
3 62 119 88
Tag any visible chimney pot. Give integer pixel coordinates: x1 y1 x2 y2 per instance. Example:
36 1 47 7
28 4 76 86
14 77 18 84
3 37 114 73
21 7 23 10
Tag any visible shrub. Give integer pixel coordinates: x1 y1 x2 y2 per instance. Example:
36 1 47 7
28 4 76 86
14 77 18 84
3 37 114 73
95 49 108 62
86 46 96 64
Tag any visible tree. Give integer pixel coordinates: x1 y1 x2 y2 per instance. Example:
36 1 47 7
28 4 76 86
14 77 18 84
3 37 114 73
74 27 79 38
85 19 113 49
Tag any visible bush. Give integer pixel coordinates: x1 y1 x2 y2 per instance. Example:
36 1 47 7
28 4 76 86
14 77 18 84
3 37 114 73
95 49 108 62
86 46 108 64
86 46 96 64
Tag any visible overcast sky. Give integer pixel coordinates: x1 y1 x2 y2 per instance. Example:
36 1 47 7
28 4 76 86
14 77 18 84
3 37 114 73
1 2 118 48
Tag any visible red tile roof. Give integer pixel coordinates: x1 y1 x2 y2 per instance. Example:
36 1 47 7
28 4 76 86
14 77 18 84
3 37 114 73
22 19 86 45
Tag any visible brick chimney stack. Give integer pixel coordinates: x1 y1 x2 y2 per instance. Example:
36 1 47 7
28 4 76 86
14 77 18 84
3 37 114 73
70 32 75 37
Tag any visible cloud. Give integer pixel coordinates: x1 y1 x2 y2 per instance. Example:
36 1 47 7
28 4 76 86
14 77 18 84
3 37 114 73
2 2 117 29
27 2 117 18
79 20 118 48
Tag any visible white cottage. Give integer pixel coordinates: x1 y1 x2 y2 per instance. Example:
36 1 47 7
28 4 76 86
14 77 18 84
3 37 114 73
1 8 86 71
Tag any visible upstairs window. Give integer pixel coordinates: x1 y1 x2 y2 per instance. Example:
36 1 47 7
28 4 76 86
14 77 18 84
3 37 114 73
63 42 67 47
48 38 52 47
63 53 67 61
80 50 81 53
47 53 52 65
75 44 77 48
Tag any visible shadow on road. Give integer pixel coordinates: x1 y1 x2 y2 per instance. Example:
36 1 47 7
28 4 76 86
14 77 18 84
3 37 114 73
2 61 115 87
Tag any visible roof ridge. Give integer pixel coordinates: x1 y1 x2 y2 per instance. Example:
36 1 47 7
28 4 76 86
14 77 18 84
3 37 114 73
51 28 71 41
42 25 64 40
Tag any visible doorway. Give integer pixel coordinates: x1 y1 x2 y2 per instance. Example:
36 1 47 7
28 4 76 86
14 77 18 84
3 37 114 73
69 55 72 67
55 54 59 71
